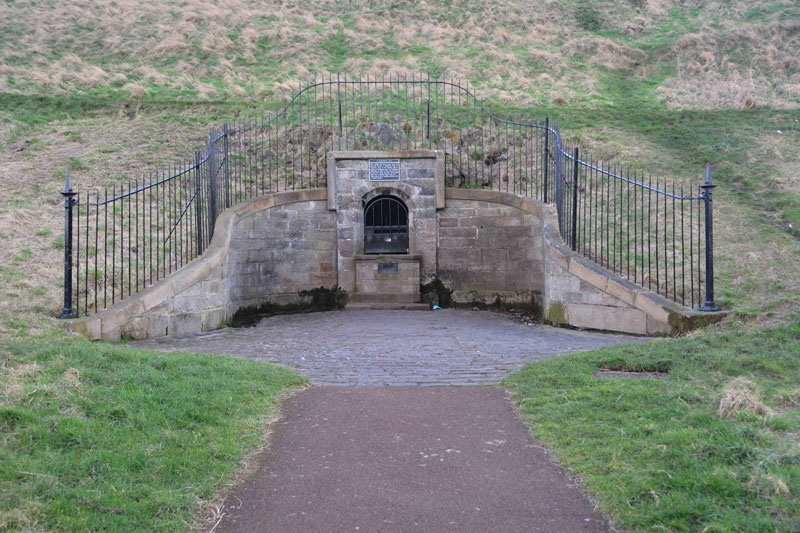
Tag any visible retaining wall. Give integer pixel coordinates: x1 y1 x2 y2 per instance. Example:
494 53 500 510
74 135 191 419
68 180 722 341
70 190 330 341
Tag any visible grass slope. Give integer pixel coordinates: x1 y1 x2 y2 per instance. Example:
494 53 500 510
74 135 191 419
505 322 800 531
0 335 306 530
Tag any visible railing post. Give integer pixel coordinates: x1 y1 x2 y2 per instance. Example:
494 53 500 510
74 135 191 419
337 73 342 149
59 171 79 318
195 152 203 256
700 163 719 311
208 132 218 240
223 123 230 209
426 74 431 146
543 117 549 203
572 147 579 251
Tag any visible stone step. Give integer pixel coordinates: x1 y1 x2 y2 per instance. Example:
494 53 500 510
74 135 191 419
345 302 431 311
349 293 419 304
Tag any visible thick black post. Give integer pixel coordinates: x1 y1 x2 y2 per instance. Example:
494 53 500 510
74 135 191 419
195 152 204 256
543 117 549 203
59 171 79 318
223 123 230 208
572 147 579 251
700 163 719 311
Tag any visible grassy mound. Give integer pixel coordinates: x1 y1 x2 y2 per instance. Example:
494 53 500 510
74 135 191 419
505 322 800 531
0 335 306 531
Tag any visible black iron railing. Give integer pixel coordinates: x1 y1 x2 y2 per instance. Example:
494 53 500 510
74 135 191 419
59 74 719 317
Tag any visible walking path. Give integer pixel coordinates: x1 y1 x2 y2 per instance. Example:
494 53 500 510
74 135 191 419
215 387 607 532
132 310 641 531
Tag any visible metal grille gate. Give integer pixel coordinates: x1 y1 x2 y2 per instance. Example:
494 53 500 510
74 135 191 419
364 196 409 254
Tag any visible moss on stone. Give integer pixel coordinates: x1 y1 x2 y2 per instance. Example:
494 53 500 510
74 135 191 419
547 303 566 325
420 277 454 308
230 285 348 327
668 309 726 333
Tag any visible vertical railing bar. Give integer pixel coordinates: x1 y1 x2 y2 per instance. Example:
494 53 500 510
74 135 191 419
655 176 660 297
672 181 677 302
111 184 116 305
134 177 138 293
94 190 99 312
543 117 549 203
84 191 89 314
572 147 579 251
663 177 668 299
690 181 695 308
148 172 152 286
680 181 685 306
103 187 108 310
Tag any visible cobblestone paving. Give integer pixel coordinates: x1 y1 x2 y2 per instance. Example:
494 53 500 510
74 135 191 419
131 310 644 386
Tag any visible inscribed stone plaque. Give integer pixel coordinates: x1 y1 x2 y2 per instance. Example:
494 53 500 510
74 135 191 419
369 159 400 181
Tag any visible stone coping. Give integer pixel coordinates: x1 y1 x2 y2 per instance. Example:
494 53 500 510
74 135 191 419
444 187 726 334
66 189 328 341
354 254 422 261
327 150 441 160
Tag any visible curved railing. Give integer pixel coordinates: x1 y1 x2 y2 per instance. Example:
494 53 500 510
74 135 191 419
59 74 718 319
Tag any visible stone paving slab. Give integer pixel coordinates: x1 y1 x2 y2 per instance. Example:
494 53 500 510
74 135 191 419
131 309 642 386
215 387 607 533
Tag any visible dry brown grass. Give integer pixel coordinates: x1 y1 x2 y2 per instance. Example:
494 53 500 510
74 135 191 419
718 377 775 419
0 0 795 109
659 17 800 110
0 109 210 335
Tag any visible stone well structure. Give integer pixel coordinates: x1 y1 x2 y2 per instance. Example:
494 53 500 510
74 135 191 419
70 150 719 341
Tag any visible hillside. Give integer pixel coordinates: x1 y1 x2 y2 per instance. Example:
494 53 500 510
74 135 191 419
0 0 799 333
0 0 798 110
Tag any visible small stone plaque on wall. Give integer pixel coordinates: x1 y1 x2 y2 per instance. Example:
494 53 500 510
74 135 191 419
369 159 400 181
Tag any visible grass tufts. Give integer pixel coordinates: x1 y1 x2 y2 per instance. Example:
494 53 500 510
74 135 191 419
718 377 775 420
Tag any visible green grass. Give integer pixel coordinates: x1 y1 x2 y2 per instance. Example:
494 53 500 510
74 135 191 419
0 334 306 531
504 321 800 531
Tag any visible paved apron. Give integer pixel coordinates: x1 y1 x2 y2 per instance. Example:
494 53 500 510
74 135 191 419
132 310 640 531
131 309 640 386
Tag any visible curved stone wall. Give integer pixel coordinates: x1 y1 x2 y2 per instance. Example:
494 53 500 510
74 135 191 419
70 190 331 341
69 182 721 341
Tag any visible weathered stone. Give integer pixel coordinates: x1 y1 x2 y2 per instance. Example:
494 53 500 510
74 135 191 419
566 303 648 335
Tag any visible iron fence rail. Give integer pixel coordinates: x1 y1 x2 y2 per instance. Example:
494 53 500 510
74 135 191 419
59 74 719 318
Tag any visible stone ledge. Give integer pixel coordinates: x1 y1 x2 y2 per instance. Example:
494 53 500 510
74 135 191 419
541 203 725 335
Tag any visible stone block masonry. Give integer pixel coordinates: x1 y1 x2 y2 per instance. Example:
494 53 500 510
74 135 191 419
68 190 333 341
438 196 544 305
67 151 722 341
230 200 336 310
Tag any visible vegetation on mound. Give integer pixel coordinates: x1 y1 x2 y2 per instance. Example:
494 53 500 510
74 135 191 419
505 320 800 531
0 335 306 530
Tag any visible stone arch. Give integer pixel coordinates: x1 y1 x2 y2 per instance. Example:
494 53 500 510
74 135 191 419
357 184 417 211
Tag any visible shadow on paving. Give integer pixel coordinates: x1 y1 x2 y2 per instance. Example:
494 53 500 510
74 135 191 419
215 387 607 533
